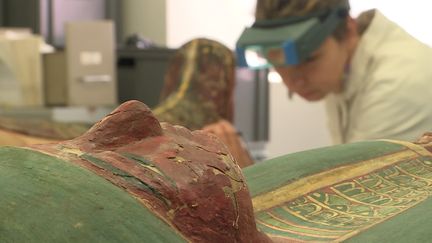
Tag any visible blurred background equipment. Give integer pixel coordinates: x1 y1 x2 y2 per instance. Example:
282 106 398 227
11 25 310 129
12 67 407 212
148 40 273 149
44 21 117 106
0 0 270 161
0 0 122 47
117 47 176 109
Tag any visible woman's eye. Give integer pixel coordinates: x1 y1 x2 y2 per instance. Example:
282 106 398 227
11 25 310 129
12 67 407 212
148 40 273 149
305 55 317 63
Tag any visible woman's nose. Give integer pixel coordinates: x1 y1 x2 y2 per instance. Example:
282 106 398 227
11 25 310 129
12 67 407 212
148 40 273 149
276 67 306 89
285 74 306 89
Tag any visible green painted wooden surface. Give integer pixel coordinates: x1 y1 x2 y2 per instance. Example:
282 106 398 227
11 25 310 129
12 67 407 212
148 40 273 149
254 155 432 241
245 140 432 242
0 147 186 243
244 141 404 197
346 196 432 242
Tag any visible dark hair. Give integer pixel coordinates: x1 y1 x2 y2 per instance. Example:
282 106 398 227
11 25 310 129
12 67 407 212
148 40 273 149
332 18 349 41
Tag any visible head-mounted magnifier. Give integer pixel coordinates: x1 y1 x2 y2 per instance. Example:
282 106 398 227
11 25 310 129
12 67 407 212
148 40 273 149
235 2 349 69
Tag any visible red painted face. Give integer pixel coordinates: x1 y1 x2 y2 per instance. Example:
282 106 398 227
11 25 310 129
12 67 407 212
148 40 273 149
32 100 271 243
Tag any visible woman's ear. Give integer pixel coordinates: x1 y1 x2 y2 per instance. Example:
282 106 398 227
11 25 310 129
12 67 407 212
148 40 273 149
344 16 360 54
346 16 359 40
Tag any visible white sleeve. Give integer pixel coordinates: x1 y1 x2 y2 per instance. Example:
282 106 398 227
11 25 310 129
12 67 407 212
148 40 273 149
346 72 432 143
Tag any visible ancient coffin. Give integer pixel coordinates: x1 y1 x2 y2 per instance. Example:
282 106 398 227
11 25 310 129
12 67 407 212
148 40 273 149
2 100 432 242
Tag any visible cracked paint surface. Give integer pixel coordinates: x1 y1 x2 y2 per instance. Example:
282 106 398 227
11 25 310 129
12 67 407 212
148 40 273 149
30 100 271 243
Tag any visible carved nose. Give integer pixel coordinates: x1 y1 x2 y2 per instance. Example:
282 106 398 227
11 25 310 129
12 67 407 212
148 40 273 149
79 100 163 149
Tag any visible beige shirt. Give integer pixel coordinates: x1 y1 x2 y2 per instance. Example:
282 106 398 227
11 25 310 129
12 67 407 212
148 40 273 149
326 11 432 144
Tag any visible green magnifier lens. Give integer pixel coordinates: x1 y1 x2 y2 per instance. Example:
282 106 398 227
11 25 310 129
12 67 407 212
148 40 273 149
266 47 288 66
240 45 293 69
236 2 349 69
243 46 271 68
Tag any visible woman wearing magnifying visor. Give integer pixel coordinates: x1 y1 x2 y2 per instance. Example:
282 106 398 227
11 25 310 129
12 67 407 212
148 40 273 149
237 0 432 144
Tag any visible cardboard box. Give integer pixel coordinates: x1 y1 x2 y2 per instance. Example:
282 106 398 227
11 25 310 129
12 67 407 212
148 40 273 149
0 34 44 107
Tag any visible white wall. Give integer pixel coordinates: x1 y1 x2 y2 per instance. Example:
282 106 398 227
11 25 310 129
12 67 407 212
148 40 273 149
350 0 432 46
121 0 167 45
266 83 331 157
122 0 432 48
166 0 255 49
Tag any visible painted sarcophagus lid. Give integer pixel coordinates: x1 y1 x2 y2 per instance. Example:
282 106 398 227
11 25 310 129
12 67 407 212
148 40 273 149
0 100 269 242
245 139 432 242
3 100 432 242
